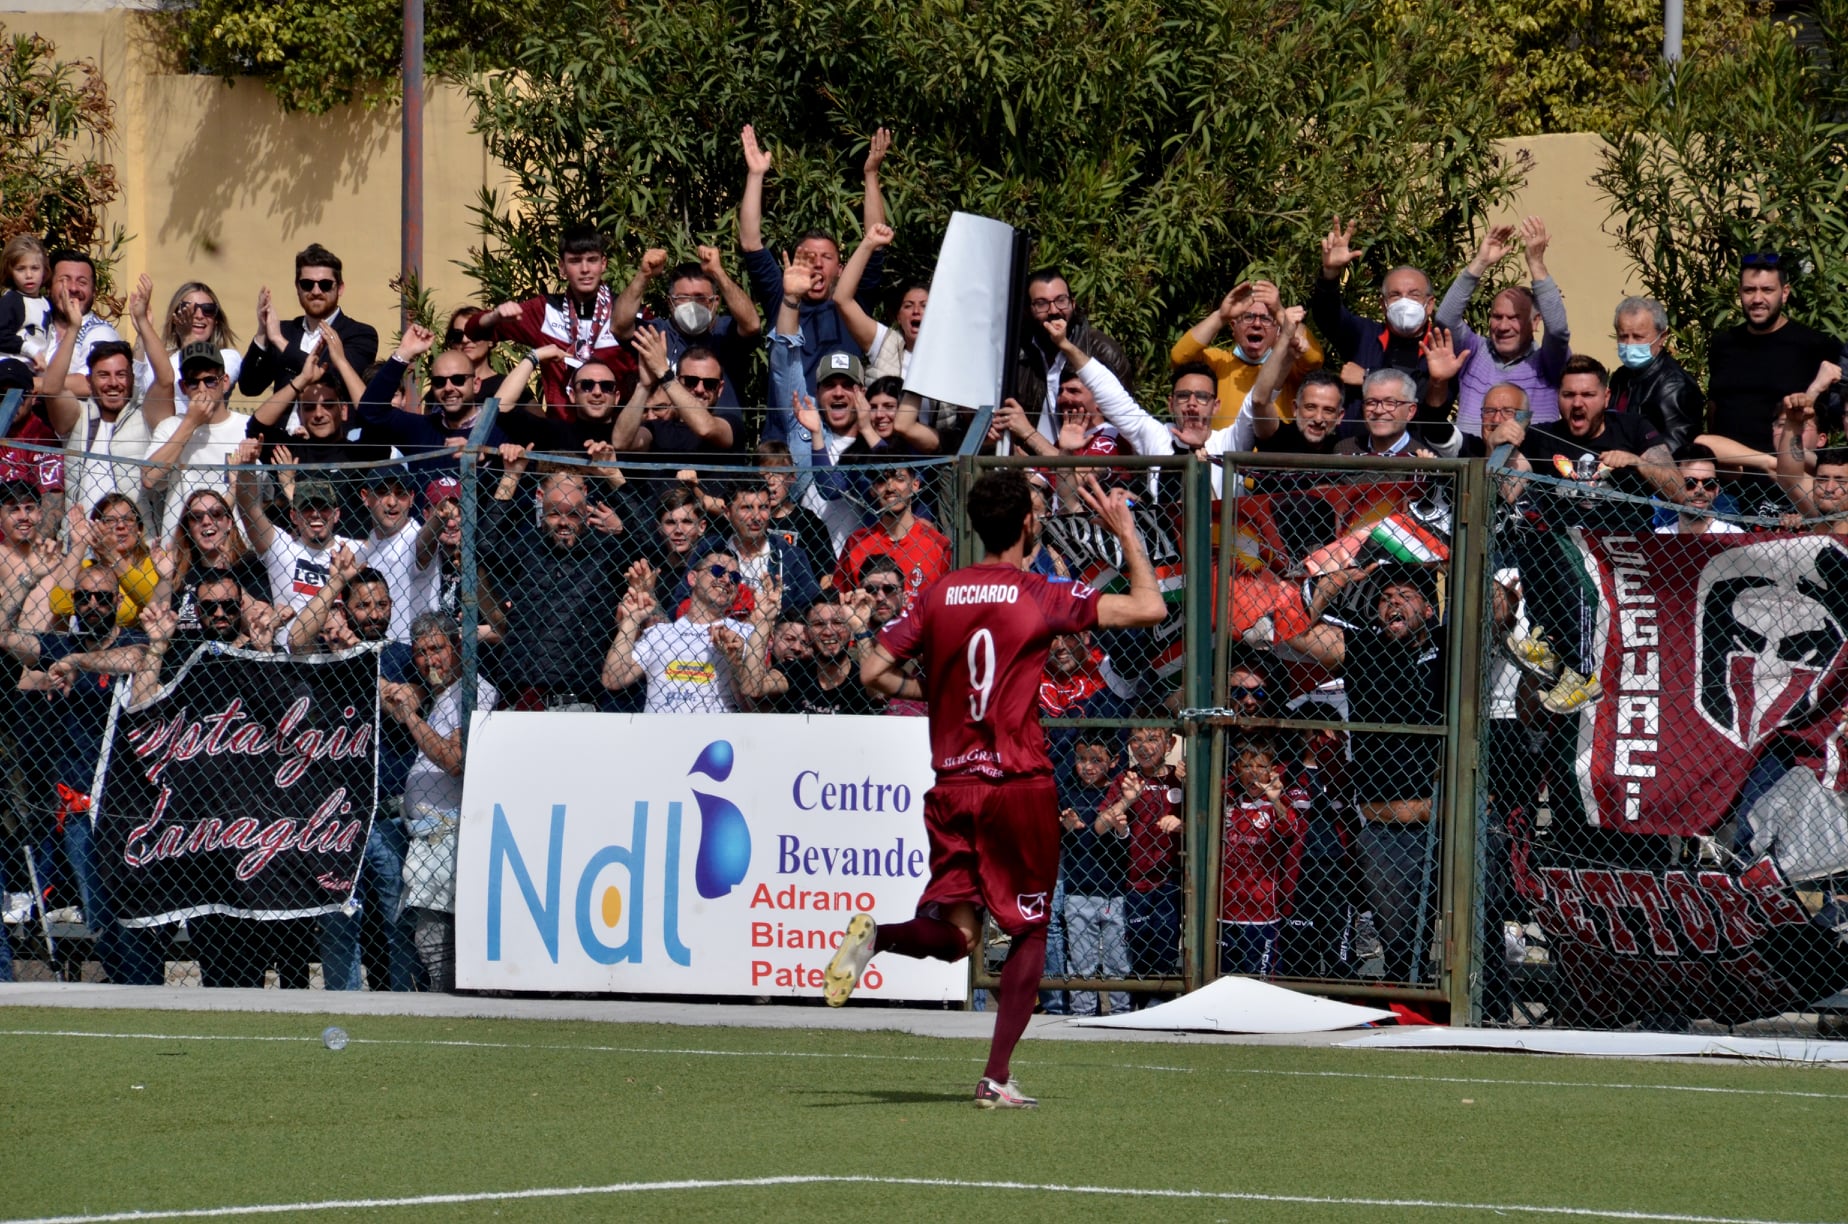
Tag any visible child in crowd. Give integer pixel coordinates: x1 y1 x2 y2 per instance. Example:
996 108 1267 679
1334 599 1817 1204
1058 731 1131 1016
0 234 51 368
1219 736 1307 978
1104 725 1185 988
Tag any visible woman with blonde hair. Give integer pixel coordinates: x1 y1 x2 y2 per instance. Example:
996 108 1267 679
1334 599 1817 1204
137 281 242 412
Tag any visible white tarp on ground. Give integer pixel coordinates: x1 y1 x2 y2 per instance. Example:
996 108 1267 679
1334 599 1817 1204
1065 976 1395 1034
1341 1027 1848 1063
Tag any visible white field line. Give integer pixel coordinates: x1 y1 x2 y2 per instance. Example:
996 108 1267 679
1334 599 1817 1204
0 1028 1194 1073
0 1174 1840 1224
4 1027 1846 1100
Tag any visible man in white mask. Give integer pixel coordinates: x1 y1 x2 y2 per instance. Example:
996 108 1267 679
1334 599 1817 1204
617 247 761 409
1310 216 1442 419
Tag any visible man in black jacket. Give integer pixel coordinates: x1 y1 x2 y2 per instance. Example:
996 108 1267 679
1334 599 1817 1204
1608 296 1703 452
1013 269 1134 440
238 243 380 396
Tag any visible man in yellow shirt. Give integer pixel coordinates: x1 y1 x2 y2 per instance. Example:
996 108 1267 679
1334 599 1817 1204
1170 281 1323 430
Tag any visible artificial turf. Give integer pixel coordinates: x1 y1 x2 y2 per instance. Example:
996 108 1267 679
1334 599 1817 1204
2 1007 1845 1223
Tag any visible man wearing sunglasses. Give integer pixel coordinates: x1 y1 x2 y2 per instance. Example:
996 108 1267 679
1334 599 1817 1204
0 552 161 984
1656 445 1744 536
356 325 510 472
1706 251 1842 465
238 243 379 397
143 345 253 535
603 543 756 713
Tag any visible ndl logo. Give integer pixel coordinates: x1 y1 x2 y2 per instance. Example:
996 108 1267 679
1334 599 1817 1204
483 740 750 967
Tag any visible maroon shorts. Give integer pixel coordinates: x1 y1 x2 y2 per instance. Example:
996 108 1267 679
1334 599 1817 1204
915 776 1060 935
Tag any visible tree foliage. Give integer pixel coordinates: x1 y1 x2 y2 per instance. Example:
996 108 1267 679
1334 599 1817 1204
460 0 1525 385
1595 0 1848 379
0 28 129 309
159 0 538 115
1372 0 1756 135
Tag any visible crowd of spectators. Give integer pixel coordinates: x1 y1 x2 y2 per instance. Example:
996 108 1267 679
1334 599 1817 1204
2 126 1844 999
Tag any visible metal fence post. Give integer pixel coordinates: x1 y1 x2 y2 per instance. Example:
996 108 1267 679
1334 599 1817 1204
1182 453 1215 993
455 399 500 747
1440 457 1489 1023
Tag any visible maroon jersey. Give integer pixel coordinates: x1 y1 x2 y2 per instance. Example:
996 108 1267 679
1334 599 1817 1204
878 560 1100 781
1220 788 1308 924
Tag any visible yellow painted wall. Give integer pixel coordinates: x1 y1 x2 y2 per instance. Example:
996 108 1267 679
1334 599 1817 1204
7 7 1645 400
1480 132 1643 366
8 6 508 405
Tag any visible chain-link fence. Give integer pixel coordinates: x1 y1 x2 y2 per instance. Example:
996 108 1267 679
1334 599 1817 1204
1199 455 1481 1017
11 411 1848 1031
961 453 1212 1015
0 438 477 989
1478 467 1848 1035
0 416 978 992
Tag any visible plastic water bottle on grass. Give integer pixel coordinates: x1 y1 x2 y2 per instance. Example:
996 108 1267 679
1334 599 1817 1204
321 1026 349 1051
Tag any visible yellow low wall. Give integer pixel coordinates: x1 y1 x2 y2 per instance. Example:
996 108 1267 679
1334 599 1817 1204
8 6 1643 396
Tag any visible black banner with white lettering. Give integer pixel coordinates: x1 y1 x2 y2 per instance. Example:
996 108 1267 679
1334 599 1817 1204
94 645 379 925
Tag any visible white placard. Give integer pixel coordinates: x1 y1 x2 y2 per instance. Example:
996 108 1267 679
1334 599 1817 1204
902 211 1016 411
454 712 962 1001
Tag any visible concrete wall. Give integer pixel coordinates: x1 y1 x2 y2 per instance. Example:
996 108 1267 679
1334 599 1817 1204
6 6 1644 397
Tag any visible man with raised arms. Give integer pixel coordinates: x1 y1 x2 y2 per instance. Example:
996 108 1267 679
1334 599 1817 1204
825 469 1166 1108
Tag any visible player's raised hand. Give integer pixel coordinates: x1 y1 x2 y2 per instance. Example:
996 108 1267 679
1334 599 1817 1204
1074 471 1137 539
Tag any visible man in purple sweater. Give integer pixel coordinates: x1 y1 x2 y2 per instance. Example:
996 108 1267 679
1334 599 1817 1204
1433 216 1572 437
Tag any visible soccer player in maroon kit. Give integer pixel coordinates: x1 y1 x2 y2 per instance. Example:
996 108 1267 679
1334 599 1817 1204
825 468 1166 1108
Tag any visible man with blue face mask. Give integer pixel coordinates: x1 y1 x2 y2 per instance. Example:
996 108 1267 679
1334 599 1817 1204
1170 279 1325 431
1606 296 1705 454
617 248 761 408
1311 217 1441 416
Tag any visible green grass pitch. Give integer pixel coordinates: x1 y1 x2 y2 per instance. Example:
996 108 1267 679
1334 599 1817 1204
2 1008 1845 1223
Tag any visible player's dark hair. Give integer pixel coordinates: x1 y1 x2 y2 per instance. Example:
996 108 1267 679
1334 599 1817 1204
86 340 133 370
1297 369 1344 401
560 225 607 257
1232 734 1278 761
47 248 94 277
1172 361 1217 389
967 469 1033 555
293 243 343 281
1561 353 1610 389
858 553 903 583
656 485 704 520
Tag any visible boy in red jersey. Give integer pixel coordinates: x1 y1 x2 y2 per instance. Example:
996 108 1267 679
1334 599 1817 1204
824 469 1166 1108
1219 737 1308 978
